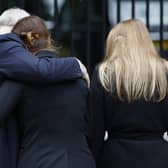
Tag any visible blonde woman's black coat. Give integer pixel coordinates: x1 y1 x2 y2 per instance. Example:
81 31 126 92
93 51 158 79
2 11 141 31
88 69 168 168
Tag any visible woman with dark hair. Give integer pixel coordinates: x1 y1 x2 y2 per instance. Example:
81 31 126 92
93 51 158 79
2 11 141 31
89 19 168 168
10 16 95 168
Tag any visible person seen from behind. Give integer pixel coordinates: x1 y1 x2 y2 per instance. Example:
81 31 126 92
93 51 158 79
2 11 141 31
89 19 168 168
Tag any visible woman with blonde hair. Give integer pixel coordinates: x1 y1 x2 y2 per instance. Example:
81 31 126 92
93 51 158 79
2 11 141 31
89 19 168 168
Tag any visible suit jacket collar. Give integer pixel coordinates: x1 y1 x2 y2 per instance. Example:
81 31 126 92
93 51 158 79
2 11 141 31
0 33 25 46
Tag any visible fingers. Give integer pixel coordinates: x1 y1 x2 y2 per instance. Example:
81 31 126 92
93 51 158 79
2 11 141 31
76 58 90 88
83 69 90 88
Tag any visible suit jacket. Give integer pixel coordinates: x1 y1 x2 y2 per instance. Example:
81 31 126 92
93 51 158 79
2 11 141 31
89 68 168 168
0 80 22 168
0 33 82 82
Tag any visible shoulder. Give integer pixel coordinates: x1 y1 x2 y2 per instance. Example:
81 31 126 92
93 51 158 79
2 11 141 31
0 33 23 45
0 33 25 54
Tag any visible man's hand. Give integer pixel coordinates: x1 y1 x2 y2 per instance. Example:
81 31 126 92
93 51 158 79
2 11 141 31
76 58 90 88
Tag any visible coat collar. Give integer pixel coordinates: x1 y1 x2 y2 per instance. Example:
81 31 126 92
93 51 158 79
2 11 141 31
35 50 58 58
0 33 25 46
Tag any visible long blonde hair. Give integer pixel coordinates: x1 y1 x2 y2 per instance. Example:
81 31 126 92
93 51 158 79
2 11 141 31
99 19 168 102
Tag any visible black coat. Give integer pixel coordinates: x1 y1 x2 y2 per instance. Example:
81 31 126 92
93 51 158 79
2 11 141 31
0 80 22 168
89 69 168 168
16 51 95 168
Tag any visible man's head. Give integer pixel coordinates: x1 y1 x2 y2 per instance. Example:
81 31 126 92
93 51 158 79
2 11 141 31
0 7 30 34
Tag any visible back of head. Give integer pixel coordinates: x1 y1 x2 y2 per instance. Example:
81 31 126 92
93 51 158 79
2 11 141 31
99 19 168 102
12 15 54 53
105 19 158 61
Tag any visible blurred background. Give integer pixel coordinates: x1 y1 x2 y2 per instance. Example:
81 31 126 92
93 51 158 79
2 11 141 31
0 0 168 73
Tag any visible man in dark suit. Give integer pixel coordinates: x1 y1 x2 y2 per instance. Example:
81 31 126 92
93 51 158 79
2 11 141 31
0 8 89 168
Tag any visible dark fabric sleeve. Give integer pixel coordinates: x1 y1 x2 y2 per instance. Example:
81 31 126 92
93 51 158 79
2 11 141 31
0 41 82 83
88 68 105 163
0 80 23 125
